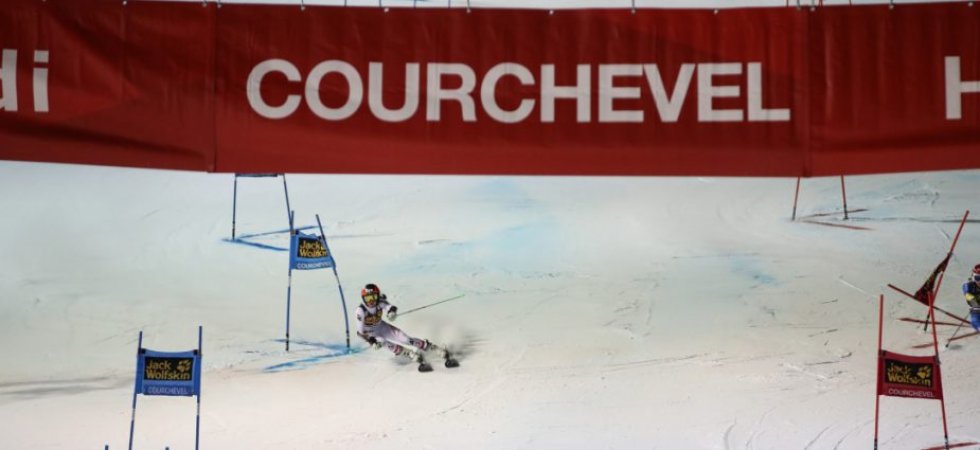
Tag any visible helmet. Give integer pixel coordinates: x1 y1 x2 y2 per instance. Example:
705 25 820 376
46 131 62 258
973 264 980 282
361 283 381 306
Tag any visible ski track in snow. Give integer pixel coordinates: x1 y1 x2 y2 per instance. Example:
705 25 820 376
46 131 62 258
435 344 526 417
602 353 707 372
833 418 873 450
836 276 872 297
937 223 953 243
803 425 832 450
0 377 129 402
743 408 773 450
723 420 737 450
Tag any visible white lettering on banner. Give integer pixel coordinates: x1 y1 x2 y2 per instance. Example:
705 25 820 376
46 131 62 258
481 63 535 123
541 64 591 123
946 56 980 120
698 63 743 122
0 49 49 113
426 63 477 122
0 50 16 112
33 51 49 113
246 60 793 124
644 63 694 123
306 60 362 121
598 64 643 123
886 387 936 399
369 62 420 122
247 59 302 119
747 62 789 122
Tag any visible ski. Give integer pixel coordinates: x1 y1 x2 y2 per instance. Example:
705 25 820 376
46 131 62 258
922 441 979 450
899 317 967 327
797 208 868 220
887 284 971 325
933 309 970 326
912 331 979 349
799 219 872 231
946 330 980 345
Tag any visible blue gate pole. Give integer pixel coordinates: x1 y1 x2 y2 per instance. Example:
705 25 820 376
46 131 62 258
127 331 143 450
282 175 292 229
316 215 351 351
286 211 295 352
286 267 293 352
332 267 351 352
232 175 239 240
195 326 202 450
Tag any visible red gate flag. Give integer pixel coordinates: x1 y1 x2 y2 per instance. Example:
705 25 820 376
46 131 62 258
877 351 944 400
913 254 952 306
1 1 979 175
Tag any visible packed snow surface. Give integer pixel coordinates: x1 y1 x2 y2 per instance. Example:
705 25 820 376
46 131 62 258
0 162 978 449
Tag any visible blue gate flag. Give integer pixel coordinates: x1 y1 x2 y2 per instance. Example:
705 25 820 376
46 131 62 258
290 232 335 270
135 349 202 397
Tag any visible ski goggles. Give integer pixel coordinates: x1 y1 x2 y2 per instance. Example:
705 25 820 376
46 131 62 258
362 292 380 304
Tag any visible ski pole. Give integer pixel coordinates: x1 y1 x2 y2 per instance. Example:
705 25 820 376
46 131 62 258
399 294 467 317
946 321 965 348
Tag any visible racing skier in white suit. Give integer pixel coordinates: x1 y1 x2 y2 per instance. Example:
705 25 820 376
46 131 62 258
356 283 432 362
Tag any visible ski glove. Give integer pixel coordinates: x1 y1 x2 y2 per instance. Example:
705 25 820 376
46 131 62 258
366 336 381 349
387 306 398 321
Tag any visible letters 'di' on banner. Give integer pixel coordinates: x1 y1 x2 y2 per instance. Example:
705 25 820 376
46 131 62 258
877 351 943 400
289 232 335 270
135 349 202 397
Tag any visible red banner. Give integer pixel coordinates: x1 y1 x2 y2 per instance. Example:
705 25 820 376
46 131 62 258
0 0 978 175
877 351 944 400
913 254 951 306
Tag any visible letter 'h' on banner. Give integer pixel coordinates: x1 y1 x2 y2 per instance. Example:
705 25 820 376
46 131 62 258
874 295 950 450
127 327 203 450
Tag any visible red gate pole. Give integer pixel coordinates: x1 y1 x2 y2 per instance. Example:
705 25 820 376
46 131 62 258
840 175 849 220
933 210 970 300
925 212 968 450
917 210 970 330
874 294 884 450
927 291 951 450
791 177 801 221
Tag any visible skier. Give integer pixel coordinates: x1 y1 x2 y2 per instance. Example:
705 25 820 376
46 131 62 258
963 264 980 332
355 283 457 371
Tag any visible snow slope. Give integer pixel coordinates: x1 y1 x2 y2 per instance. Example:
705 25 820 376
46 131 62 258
0 162 978 449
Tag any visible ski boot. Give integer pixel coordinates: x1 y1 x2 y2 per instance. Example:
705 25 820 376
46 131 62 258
422 340 459 368
407 349 432 372
444 350 460 368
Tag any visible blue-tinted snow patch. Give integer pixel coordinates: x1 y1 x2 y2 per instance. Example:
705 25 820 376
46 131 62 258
390 219 560 275
476 221 560 269
390 178 559 274
263 341 362 373
730 255 777 286
464 178 533 204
